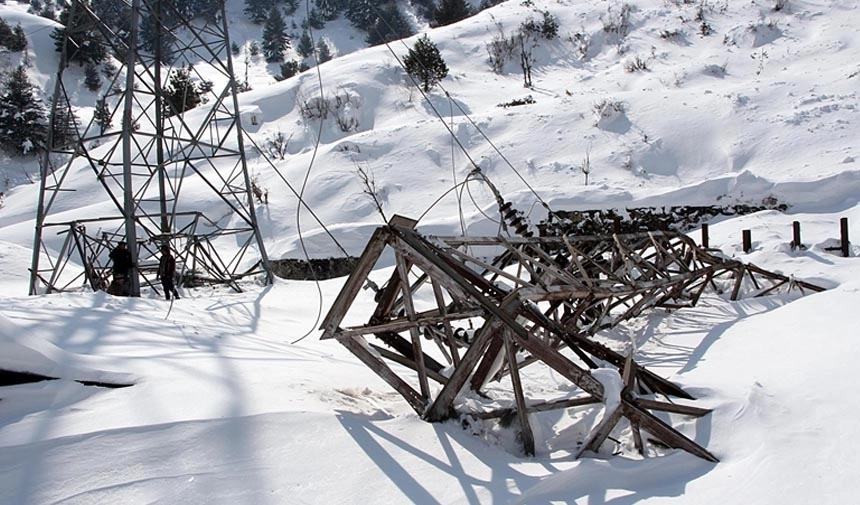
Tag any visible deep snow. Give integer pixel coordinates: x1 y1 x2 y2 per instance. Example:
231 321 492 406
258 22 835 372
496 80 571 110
1 0 859 503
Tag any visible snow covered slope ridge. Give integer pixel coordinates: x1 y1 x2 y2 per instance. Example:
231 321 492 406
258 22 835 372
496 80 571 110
0 0 859 504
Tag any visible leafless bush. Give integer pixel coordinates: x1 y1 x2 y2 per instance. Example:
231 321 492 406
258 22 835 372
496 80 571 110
624 55 648 72
570 28 592 60
486 22 518 74
773 0 788 11
601 3 632 37
580 147 592 186
355 164 386 221
298 88 361 132
251 175 269 205
593 98 626 119
263 129 292 160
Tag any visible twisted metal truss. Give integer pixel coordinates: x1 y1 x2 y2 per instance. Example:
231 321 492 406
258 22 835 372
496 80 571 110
321 216 824 461
30 0 271 296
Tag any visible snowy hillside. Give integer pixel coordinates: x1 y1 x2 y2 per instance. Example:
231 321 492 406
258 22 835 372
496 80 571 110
0 0 859 503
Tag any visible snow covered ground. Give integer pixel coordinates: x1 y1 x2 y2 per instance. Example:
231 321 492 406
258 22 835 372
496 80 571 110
1 0 859 503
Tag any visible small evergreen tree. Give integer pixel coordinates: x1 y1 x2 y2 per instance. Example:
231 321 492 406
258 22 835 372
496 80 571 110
231 41 240 55
51 7 108 67
93 96 112 134
0 66 48 155
0 18 14 49
276 60 300 81
139 9 176 64
262 6 289 62
9 24 27 51
297 30 314 58
432 0 471 28
316 39 333 63
162 65 202 117
304 7 326 30
315 0 341 21
403 35 448 92
244 0 273 24
365 5 413 46
49 94 80 149
283 0 299 16
84 63 102 92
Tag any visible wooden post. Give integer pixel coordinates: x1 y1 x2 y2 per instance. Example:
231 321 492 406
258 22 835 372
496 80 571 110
613 217 621 235
742 230 752 253
792 221 802 250
841 217 850 257
701 223 709 249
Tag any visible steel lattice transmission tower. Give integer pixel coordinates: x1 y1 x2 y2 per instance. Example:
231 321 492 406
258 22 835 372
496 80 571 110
30 0 272 296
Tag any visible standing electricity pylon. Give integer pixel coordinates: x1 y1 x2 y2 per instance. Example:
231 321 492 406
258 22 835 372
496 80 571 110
30 0 272 296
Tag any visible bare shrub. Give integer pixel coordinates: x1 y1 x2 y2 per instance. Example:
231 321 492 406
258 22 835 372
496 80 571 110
298 88 361 132
601 3 632 37
262 129 292 160
486 22 517 74
624 55 648 72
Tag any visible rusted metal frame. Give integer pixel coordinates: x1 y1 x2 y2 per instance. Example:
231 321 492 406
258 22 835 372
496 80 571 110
514 302 600 369
422 326 454 364
631 418 645 456
339 335 426 414
395 251 431 399
744 263 825 293
424 316 501 422
506 319 605 399
517 241 584 286
625 400 718 462
751 279 788 298
444 244 538 291
575 403 626 458
634 398 712 417
469 333 507 392
431 278 462 366
614 234 672 284
463 395 599 421
369 343 449 385
320 227 389 338
504 329 536 456
335 307 485 338
500 243 555 291
563 237 595 288
730 264 747 301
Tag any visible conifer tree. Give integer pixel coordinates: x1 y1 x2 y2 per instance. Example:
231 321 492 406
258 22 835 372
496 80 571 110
93 96 112 134
51 6 107 67
365 5 413 46
315 0 340 21
432 0 471 28
49 94 80 150
139 8 176 64
0 18 14 49
162 65 202 117
9 24 28 52
0 66 48 155
316 39 333 63
84 63 102 92
297 30 314 58
244 0 273 24
262 6 289 62
402 35 448 92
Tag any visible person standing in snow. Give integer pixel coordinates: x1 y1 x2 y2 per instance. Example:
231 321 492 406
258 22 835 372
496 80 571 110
108 241 133 296
157 245 180 301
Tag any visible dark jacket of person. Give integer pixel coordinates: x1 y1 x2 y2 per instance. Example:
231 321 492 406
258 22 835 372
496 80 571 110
109 243 133 278
158 251 176 280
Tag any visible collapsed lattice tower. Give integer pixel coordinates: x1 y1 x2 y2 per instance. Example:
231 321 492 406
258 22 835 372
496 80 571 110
30 0 271 296
321 215 824 460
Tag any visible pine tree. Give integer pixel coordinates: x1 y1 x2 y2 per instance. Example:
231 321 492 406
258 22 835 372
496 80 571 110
51 7 107 67
276 60 300 81
244 0 273 24
84 63 102 92
49 94 80 150
0 66 48 155
262 6 289 63
315 0 341 21
162 65 202 117
365 5 413 46
432 0 471 28
93 96 112 134
402 35 448 92
139 9 176 64
297 30 314 58
0 18 13 49
316 39 332 63
9 24 28 52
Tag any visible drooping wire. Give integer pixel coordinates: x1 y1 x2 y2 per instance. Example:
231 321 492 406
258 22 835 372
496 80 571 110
363 4 565 231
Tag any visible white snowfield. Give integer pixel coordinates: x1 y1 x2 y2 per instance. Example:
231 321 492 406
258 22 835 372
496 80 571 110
0 0 858 503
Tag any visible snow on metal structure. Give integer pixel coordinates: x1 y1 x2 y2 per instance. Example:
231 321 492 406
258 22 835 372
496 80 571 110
321 215 824 460
30 0 271 296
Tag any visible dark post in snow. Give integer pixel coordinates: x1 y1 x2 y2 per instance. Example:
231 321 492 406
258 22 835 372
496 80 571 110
791 221 802 251
841 217 850 257
742 230 752 253
613 217 622 235
701 223 709 249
